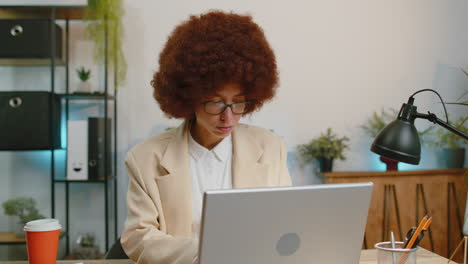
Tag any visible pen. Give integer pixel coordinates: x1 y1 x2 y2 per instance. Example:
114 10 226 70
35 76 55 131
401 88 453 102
390 231 397 264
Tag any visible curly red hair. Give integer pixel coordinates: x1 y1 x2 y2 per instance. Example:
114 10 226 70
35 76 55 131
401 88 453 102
151 10 278 119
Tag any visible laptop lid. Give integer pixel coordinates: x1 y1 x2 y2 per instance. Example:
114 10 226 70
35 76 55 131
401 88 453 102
199 182 373 264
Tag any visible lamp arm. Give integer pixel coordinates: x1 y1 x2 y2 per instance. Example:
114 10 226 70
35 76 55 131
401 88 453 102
414 112 468 140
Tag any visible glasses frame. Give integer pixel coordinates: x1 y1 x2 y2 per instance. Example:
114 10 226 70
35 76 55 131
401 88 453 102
202 101 252 115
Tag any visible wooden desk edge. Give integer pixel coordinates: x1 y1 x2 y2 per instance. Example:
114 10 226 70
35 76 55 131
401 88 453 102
0 248 453 264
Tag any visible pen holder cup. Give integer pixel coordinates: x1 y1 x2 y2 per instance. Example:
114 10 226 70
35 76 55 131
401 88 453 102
375 241 417 264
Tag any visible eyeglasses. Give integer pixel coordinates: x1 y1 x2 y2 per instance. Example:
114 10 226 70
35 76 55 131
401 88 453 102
202 101 252 115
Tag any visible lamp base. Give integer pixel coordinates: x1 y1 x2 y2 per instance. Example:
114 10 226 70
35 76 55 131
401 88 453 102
379 156 399 171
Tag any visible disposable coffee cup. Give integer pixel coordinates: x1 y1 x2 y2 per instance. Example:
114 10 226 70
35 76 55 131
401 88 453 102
24 219 62 264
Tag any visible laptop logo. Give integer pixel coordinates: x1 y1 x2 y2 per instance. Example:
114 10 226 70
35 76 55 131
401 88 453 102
276 232 301 256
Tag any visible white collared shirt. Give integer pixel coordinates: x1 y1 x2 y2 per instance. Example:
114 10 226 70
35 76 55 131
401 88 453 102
188 133 233 240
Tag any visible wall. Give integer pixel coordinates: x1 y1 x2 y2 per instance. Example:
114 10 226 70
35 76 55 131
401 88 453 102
1 0 467 257
117 0 467 226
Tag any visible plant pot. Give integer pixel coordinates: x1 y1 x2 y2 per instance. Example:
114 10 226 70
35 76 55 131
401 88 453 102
71 246 100 259
14 222 25 238
76 81 92 93
379 156 399 171
443 148 465 168
318 158 334 173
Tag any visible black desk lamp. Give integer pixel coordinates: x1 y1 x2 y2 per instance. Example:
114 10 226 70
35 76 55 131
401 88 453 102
371 89 468 165
371 89 468 263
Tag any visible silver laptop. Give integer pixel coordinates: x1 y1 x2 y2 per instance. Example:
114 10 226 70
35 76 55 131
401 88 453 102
198 182 373 264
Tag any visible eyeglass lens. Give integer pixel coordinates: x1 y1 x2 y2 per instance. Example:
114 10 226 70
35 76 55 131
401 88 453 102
204 102 248 114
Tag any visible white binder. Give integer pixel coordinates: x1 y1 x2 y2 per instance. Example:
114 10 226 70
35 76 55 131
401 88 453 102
67 120 88 180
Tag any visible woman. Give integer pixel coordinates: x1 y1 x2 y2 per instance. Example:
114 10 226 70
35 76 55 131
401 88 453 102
122 10 291 264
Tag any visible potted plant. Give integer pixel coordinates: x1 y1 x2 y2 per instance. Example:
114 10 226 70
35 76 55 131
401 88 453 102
447 69 467 106
297 128 350 173
430 69 467 168
84 0 127 89
360 108 432 170
446 90 467 106
71 232 100 259
76 66 92 93
430 116 467 168
2 197 45 237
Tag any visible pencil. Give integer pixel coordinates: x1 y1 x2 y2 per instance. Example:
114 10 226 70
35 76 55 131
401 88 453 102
396 215 431 264
422 217 432 230
405 215 428 249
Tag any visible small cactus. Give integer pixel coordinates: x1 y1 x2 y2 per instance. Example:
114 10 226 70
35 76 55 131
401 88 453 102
76 66 91 81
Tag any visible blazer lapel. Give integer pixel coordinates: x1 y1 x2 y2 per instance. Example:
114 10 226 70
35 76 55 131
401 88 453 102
158 121 193 236
232 125 272 188
154 122 272 235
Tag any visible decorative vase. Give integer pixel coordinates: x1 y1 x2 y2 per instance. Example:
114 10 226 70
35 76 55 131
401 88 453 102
379 156 399 171
318 157 334 173
443 148 465 169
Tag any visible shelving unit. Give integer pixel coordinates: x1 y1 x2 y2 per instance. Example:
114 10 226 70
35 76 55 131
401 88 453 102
0 233 26 245
60 94 116 100
0 58 65 65
0 4 118 257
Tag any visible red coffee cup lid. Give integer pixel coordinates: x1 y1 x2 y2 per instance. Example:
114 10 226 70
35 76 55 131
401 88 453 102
24 219 61 232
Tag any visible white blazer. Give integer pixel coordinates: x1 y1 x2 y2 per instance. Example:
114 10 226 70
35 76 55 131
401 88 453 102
122 121 291 264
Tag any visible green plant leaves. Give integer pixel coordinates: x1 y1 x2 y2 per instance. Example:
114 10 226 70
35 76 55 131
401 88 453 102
297 128 350 162
2 197 45 225
84 0 127 88
431 116 468 148
360 108 398 138
76 66 91 81
361 107 433 144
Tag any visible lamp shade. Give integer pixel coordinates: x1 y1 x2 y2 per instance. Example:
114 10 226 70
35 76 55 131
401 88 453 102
371 119 421 165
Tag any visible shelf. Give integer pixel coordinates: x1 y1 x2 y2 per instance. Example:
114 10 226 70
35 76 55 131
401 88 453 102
60 93 115 100
0 231 66 245
0 58 65 66
0 0 87 7
0 7 86 20
0 148 65 152
0 232 26 245
54 177 114 183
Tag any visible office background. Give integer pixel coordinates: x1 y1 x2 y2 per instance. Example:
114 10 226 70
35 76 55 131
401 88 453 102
0 0 467 256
